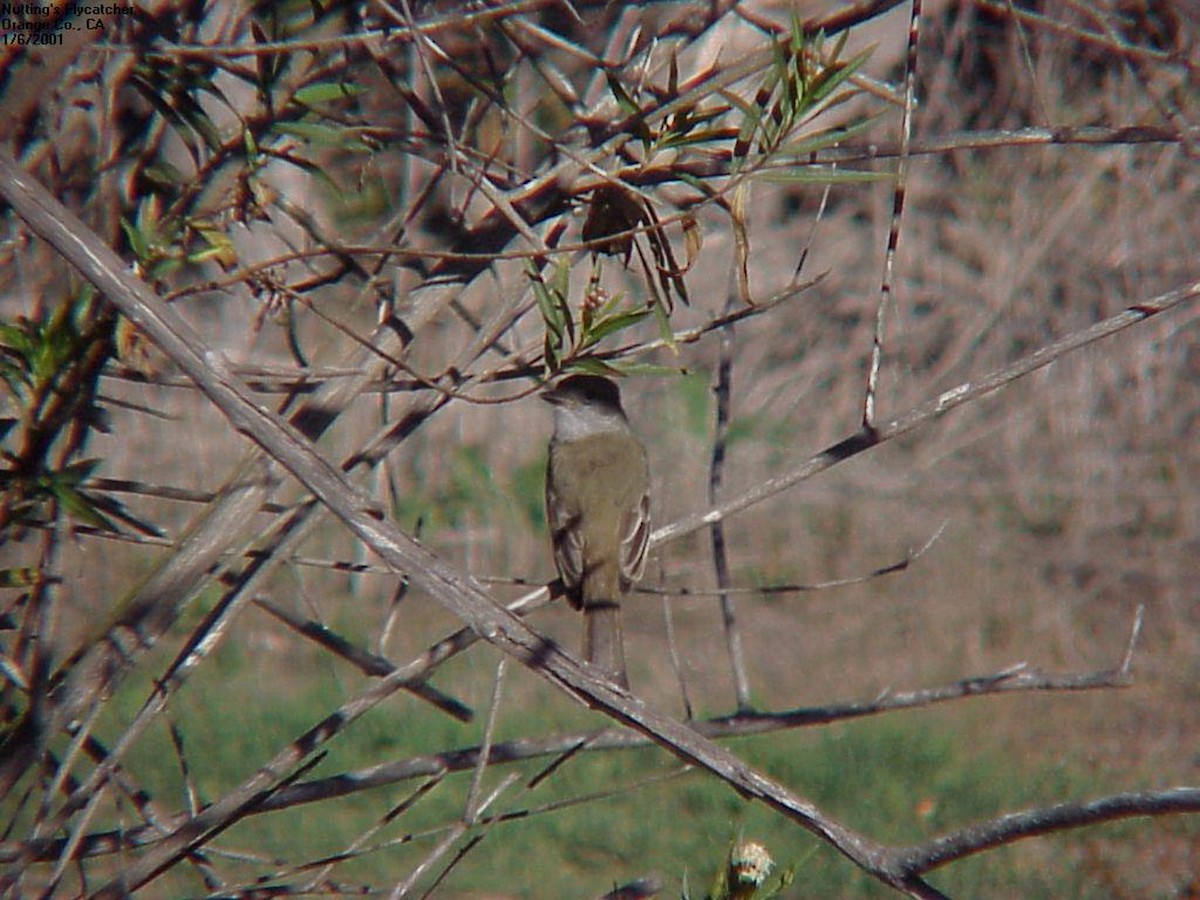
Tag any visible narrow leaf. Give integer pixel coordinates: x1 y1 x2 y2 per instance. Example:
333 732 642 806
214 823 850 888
51 483 118 532
293 81 367 106
757 167 887 185
581 307 652 347
732 183 752 305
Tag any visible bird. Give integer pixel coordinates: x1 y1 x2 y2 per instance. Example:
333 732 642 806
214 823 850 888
543 374 650 687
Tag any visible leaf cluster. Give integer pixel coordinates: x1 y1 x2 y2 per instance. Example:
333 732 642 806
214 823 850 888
581 22 878 314
0 290 129 541
115 0 379 292
531 257 670 379
729 24 875 176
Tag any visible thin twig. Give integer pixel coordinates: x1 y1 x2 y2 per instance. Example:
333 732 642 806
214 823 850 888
862 0 922 430
710 279 752 713
252 596 473 722
465 660 507 823
662 588 695 721
641 520 947 598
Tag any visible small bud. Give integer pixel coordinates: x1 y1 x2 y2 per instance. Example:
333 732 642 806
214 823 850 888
728 839 773 897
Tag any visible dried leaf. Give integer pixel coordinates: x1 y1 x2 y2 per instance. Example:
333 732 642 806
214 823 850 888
582 184 645 261
732 183 752 305
682 214 703 272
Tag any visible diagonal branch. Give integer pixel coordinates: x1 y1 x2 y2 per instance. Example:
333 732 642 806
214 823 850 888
890 787 1200 876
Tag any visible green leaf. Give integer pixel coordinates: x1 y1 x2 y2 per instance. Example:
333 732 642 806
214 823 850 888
530 261 575 373
731 70 777 170
242 126 259 160
49 483 117 532
787 7 807 54
549 256 571 303
606 71 642 119
273 121 373 151
141 162 188 189
602 360 686 378
782 113 881 155
294 80 367 106
186 220 238 268
0 323 31 356
580 307 653 348
85 491 166 538
662 103 731 146
530 261 569 335
543 335 561 374
657 127 737 150
605 72 653 144
595 289 627 320
829 28 850 64
531 276 558 334
30 326 72 381
804 45 873 110
719 87 760 121
120 218 150 262
177 98 224 154
57 458 100 485
756 166 887 185
562 357 624 378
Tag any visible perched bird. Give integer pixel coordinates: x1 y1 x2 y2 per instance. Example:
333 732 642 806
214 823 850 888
543 375 650 687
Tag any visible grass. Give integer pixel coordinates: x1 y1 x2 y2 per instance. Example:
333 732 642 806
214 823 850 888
14 634 1183 899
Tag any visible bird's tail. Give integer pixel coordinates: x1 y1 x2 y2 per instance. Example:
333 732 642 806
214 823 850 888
582 598 627 688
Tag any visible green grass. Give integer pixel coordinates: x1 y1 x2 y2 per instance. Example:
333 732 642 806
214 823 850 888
14 643 1180 900
8 616 1191 898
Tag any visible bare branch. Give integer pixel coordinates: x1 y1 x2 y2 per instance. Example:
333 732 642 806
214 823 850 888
709 279 752 712
890 788 1200 875
252 596 473 722
651 279 1200 548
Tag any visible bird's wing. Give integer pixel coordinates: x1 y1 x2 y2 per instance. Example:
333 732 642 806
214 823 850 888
619 491 650 585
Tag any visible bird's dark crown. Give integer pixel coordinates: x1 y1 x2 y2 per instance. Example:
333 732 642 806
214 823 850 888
543 374 623 410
